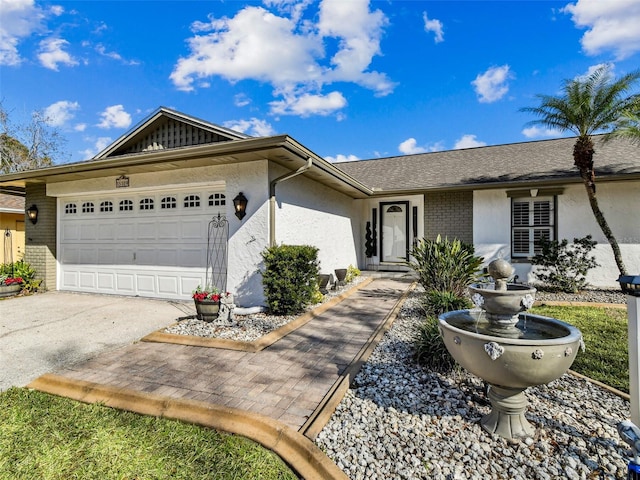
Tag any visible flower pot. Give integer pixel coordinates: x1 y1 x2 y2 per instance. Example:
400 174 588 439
318 274 331 294
194 299 220 322
0 284 21 298
334 269 347 286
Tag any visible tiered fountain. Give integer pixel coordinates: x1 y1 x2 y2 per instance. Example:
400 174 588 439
438 258 583 439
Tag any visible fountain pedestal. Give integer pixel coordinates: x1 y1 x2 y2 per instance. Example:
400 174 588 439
481 385 534 439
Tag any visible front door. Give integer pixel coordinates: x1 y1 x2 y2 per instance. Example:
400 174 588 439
381 202 409 263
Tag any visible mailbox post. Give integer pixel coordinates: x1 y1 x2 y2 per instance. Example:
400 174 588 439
618 275 640 479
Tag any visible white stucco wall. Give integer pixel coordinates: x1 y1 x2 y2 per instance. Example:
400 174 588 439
473 180 640 288
273 168 360 280
47 160 271 307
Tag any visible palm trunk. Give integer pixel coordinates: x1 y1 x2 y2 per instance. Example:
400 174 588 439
574 136 628 277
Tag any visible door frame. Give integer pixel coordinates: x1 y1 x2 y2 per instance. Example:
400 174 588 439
379 201 410 263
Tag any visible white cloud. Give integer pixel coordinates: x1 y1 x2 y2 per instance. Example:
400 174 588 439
80 136 111 159
521 126 563 139
170 0 395 117
37 37 78 70
0 0 46 66
454 134 486 149
563 0 640 59
575 62 614 81
95 44 139 65
270 90 347 116
74 123 86 132
43 100 79 127
423 11 444 43
223 118 276 137
398 137 444 154
471 65 512 103
97 105 132 129
399 138 427 154
234 93 251 107
325 153 359 163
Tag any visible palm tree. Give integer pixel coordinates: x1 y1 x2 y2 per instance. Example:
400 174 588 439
521 65 640 277
608 107 640 145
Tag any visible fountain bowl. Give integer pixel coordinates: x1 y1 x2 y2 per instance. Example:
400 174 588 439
438 310 582 389
468 283 536 327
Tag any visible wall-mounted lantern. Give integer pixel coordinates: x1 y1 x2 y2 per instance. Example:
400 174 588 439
26 205 38 224
233 192 248 220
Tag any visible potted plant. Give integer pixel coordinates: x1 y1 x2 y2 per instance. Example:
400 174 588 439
0 275 23 298
192 285 230 322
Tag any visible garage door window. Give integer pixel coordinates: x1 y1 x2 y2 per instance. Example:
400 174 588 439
119 199 133 211
82 202 94 213
184 195 200 208
100 201 113 212
140 198 154 210
65 203 77 214
161 196 177 209
209 193 226 206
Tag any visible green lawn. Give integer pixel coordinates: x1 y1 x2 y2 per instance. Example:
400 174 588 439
531 305 629 393
0 388 297 480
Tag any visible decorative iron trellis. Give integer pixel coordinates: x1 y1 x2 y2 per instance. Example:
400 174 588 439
205 213 229 293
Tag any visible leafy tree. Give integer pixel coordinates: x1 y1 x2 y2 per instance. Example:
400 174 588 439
608 107 640 145
0 102 64 173
521 65 640 276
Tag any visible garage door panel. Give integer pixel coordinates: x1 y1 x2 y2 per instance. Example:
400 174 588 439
59 190 226 300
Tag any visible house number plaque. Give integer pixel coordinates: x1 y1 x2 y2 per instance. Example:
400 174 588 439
116 175 130 188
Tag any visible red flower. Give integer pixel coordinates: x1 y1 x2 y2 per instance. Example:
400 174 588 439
4 277 23 286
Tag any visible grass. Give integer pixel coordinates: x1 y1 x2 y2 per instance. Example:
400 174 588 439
0 388 298 480
531 305 629 394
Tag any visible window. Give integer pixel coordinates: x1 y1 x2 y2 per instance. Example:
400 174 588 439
140 198 154 210
119 199 133 211
209 193 226 206
100 201 113 212
65 203 77 214
184 194 200 208
512 197 554 258
82 202 94 213
161 196 177 209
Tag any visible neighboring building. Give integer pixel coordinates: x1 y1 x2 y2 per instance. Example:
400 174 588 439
0 193 25 264
0 107 638 306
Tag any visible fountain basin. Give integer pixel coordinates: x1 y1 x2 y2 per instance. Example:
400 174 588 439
468 283 537 327
439 310 582 389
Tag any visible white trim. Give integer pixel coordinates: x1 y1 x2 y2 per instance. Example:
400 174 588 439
49 180 226 198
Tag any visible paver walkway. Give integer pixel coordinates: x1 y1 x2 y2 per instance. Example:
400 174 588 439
48 277 412 434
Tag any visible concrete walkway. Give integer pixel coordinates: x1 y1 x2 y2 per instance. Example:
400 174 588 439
34 278 412 435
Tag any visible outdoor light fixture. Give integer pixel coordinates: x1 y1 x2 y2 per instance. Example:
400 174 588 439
619 275 640 297
233 192 248 220
26 204 38 225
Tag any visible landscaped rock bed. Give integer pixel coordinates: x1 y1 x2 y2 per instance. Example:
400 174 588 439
315 287 630 479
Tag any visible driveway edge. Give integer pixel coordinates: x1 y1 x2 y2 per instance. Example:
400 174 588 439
27 373 348 480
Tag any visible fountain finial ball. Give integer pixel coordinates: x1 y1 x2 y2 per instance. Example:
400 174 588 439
487 258 514 281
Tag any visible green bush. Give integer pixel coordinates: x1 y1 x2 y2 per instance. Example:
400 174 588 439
532 235 599 293
261 245 319 315
414 316 458 372
407 235 484 297
422 289 471 317
345 264 361 283
0 260 41 293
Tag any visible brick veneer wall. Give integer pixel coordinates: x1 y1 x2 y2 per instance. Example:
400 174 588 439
24 184 57 290
424 190 473 243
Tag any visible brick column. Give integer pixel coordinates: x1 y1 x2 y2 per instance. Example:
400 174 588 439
24 184 57 291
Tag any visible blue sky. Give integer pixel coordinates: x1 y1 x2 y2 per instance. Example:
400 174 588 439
2 0 640 164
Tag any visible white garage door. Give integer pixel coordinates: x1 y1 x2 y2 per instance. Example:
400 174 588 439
58 189 227 300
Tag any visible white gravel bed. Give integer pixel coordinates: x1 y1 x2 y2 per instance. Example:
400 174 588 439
163 277 366 342
315 288 631 480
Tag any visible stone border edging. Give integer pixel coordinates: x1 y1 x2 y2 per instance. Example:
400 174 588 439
141 277 375 352
567 369 630 401
27 373 349 480
300 281 417 440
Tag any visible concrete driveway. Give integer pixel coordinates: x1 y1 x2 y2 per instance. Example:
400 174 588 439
0 291 193 391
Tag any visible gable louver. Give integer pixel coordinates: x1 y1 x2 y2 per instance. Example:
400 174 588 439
117 117 231 155
94 107 250 160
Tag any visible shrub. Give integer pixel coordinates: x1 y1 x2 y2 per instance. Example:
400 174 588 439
345 264 361 283
414 316 458 373
532 235 599 293
422 290 471 317
261 245 319 315
0 260 41 293
407 235 484 297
